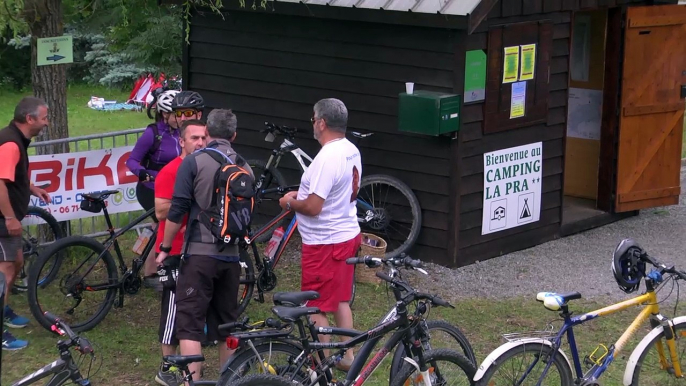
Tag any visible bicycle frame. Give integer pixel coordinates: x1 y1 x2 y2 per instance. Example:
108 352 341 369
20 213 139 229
67 206 157 293
260 136 376 216
245 209 298 270
536 288 680 383
11 347 90 386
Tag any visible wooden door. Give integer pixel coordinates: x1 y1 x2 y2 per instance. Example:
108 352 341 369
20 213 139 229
615 5 686 212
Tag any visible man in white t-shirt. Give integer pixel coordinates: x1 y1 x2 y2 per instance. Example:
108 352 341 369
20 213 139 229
279 98 362 371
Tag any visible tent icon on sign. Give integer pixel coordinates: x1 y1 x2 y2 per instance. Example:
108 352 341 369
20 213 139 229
517 193 534 224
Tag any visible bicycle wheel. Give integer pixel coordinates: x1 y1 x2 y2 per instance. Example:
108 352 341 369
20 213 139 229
218 340 313 385
391 348 475 386
237 247 256 316
28 236 119 332
390 320 477 382
231 373 301 386
627 320 686 385
477 342 573 386
249 159 288 243
357 175 421 258
349 277 356 308
15 206 64 292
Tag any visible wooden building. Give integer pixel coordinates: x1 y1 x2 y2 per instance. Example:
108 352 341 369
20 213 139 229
175 0 686 267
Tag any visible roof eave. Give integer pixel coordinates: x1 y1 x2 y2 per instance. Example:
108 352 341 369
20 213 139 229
161 0 471 29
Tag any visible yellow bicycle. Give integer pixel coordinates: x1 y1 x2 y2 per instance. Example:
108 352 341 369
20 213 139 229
474 238 686 386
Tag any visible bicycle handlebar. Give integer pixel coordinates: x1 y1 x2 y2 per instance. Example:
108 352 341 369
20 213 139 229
643 253 686 281
259 185 300 196
373 271 454 309
263 122 298 138
346 254 425 272
44 311 94 354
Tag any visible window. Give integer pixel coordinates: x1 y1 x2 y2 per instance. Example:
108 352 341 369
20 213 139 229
484 21 553 134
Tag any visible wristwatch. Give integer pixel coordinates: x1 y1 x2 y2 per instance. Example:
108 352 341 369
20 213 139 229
286 199 292 211
159 243 172 253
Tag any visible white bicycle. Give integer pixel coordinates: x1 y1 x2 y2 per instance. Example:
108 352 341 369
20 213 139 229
247 122 422 258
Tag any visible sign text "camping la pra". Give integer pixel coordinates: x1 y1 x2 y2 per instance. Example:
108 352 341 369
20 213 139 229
482 142 542 235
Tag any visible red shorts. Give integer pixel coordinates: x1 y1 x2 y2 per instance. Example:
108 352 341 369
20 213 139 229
301 234 361 313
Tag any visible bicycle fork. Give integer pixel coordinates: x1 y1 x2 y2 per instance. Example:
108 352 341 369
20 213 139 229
651 315 684 378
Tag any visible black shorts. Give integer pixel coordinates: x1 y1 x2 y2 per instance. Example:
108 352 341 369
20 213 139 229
136 182 158 222
159 287 178 345
174 255 241 342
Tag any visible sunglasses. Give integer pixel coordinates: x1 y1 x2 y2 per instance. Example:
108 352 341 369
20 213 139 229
175 110 199 118
310 117 320 124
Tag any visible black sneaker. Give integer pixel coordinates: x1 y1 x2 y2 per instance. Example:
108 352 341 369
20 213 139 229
155 365 182 386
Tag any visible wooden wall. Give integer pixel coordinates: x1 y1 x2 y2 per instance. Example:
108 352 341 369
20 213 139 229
185 11 459 265
454 0 655 266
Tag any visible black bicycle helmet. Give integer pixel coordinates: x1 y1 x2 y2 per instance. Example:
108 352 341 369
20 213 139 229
611 238 647 294
171 91 205 111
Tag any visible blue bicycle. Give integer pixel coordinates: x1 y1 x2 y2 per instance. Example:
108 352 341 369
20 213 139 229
246 122 422 259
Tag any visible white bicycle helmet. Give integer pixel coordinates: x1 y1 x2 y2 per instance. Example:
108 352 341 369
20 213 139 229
155 90 180 113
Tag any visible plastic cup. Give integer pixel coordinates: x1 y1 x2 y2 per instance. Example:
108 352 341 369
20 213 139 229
405 82 414 94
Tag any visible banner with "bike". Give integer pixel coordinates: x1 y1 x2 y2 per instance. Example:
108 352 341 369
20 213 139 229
28 146 143 222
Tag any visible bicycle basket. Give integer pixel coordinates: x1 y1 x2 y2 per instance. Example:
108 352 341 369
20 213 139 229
355 233 386 284
80 199 104 214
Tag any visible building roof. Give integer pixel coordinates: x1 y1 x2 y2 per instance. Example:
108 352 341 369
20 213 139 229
270 0 483 15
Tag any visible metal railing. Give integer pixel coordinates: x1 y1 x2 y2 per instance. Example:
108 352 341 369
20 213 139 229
29 128 149 238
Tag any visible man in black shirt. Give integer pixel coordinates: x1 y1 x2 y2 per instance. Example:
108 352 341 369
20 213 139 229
0 97 51 350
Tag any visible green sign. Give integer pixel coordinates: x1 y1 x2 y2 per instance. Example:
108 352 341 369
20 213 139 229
37 36 74 66
464 50 486 103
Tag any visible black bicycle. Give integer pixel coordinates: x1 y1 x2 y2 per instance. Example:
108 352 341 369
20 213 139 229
11 311 98 386
14 205 64 293
26 190 159 332
217 255 476 386
248 121 422 259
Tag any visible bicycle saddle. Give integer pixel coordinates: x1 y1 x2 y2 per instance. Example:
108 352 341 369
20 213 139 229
81 189 119 202
163 354 205 366
271 305 320 322
536 291 582 311
273 291 320 307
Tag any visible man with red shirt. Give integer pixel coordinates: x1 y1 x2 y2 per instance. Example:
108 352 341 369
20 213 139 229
153 119 207 386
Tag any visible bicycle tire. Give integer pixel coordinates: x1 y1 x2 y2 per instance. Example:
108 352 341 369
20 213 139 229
476 342 573 386
237 247 256 316
349 278 356 308
16 206 64 291
391 348 476 386
627 320 686 385
231 373 301 386
389 319 477 382
357 174 421 258
217 340 310 385
27 236 119 333
249 159 289 243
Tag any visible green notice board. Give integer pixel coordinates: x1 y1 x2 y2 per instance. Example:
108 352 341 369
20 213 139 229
464 50 486 103
37 36 74 66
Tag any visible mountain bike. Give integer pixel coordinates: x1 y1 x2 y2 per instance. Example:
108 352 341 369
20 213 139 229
218 254 477 386
14 205 64 293
474 239 686 386
11 311 98 386
236 185 362 314
11 311 215 386
26 189 157 332
248 122 422 259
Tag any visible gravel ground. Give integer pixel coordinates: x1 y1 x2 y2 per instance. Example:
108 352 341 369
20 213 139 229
407 165 686 303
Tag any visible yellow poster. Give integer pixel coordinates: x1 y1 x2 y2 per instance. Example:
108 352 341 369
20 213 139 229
503 46 520 83
520 44 536 81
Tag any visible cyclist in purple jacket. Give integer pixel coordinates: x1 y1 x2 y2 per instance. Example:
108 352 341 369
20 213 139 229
126 89 205 288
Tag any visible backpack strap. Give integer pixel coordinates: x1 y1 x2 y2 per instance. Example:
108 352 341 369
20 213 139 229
142 123 162 169
200 147 234 165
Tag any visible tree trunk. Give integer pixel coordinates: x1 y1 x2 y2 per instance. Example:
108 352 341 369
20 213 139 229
24 0 70 236
25 0 69 153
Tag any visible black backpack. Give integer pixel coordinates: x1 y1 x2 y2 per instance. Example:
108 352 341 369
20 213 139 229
197 148 255 248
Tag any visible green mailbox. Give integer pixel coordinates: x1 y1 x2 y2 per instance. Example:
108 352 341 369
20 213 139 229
398 90 461 136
